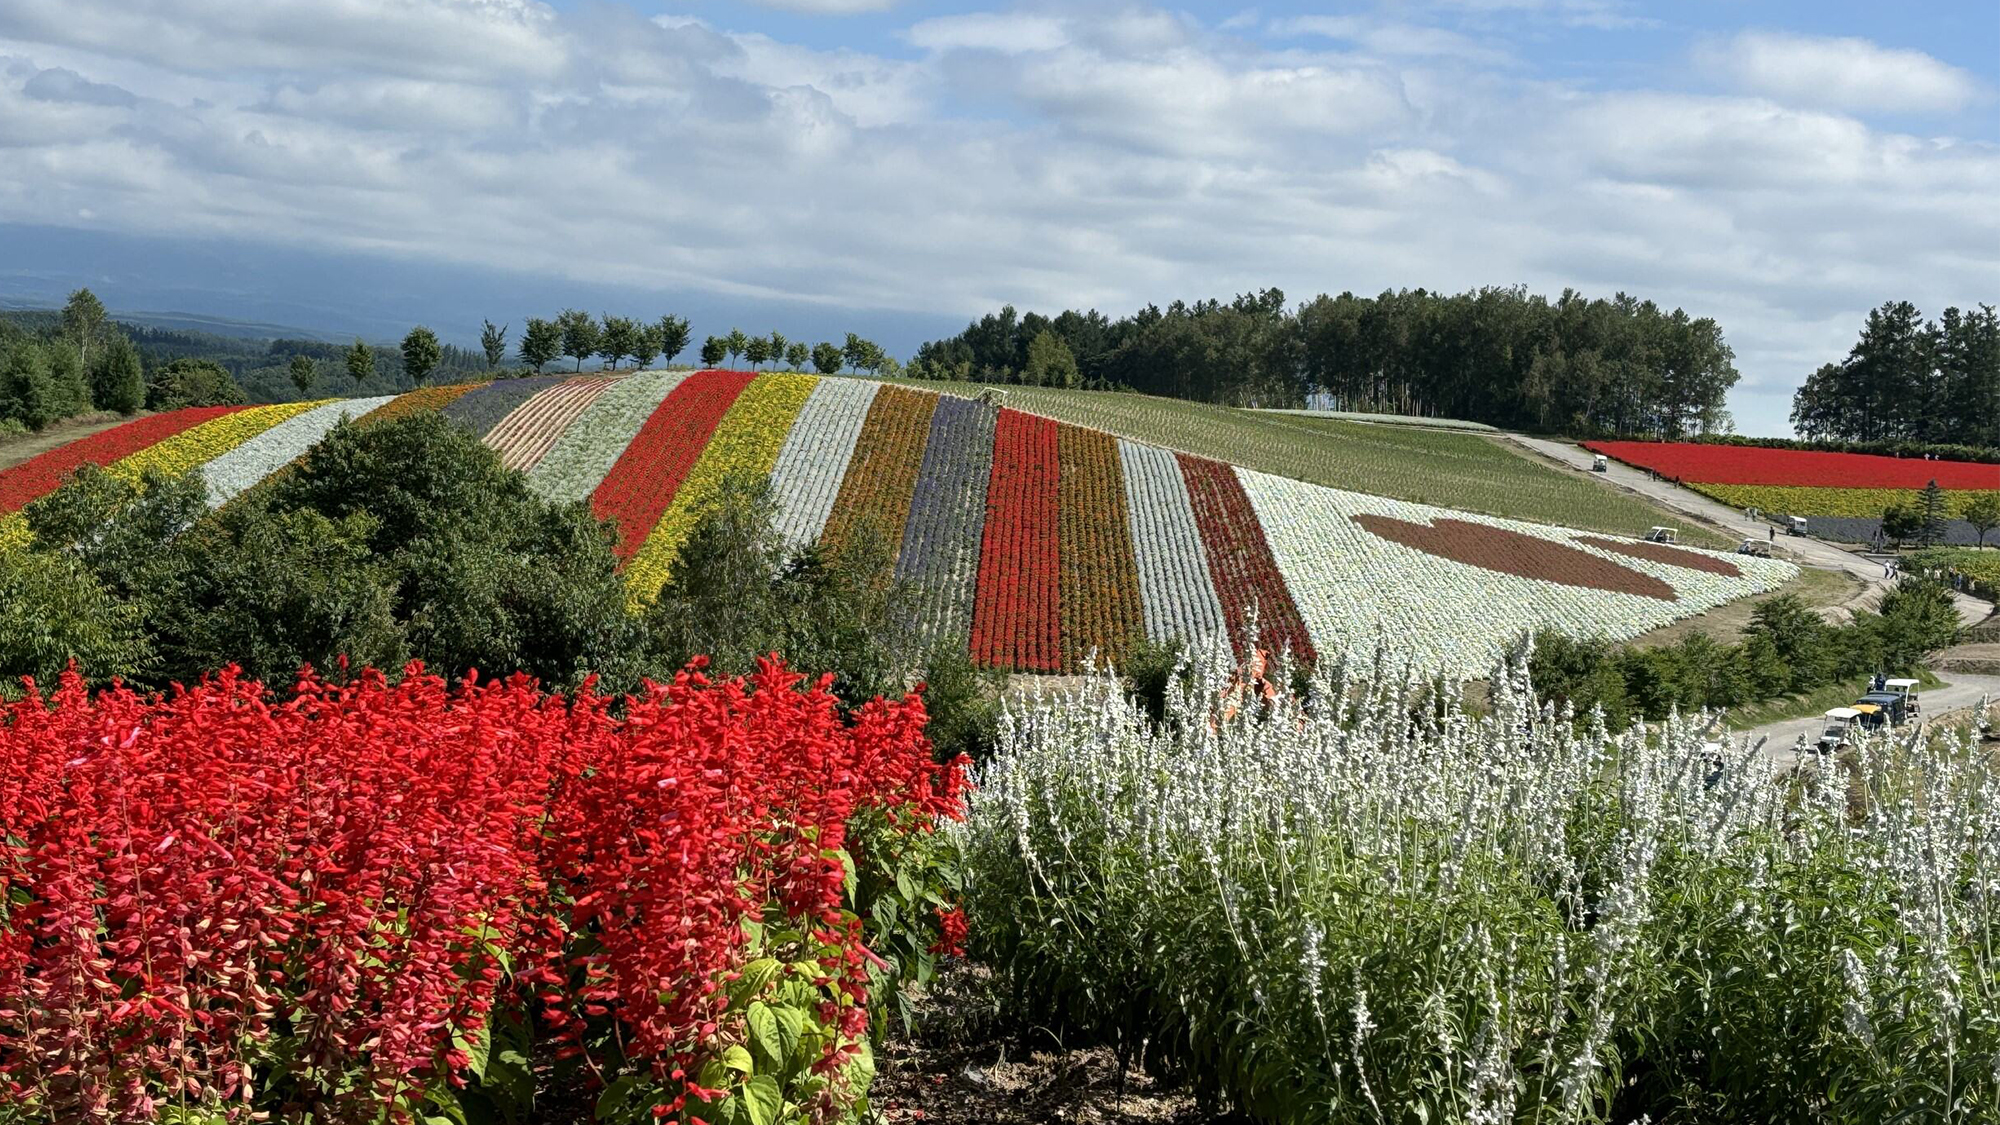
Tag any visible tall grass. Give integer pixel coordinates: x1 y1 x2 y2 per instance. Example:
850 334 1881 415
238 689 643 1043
957 646 1998 1123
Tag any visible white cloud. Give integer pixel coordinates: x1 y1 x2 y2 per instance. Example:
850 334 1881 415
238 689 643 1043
738 0 897 11
1700 30 1981 114
0 1 1990 436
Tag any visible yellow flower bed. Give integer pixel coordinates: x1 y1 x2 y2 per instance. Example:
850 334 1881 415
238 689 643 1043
0 514 27 553
108 401 327 485
624 374 816 608
1694 482 1999 518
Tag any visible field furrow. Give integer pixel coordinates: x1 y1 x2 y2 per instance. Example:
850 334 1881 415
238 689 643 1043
442 374 567 438
591 371 756 559
527 371 686 504
1118 439 1224 648
768 377 879 549
624 374 817 606
894 394 998 652
485 375 621 472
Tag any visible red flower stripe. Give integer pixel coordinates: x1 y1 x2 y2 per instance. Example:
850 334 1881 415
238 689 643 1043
970 410 1061 672
1586 440 2000 490
485 375 621 472
1177 453 1317 664
0 660 968 1122
0 406 249 514
590 369 756 559
1057 425 1144 671
819 384 938 559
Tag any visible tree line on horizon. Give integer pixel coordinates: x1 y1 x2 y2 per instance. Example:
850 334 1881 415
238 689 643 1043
1790 300 1999 450
908 286 1743 438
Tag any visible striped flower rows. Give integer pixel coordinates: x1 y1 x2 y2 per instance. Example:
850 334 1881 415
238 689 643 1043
1119 440 1225 648
623 374 816 607
768 378 880 549
1056 426 1143 671
819 385 937 561
1 373 1801 677
894 394 997 652
590 371 756 558
970 411 1061 672
526 371 685 504
485 375 621 473
202 397 397 508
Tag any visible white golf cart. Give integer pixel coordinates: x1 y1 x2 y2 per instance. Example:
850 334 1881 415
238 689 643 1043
1592 453 1609 472
1737 538 1773 557
1816 707 1862 752
1644 526 1678 544
1787 515 1809 537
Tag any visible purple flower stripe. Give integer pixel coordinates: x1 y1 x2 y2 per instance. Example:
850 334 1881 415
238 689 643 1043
896 394 998 649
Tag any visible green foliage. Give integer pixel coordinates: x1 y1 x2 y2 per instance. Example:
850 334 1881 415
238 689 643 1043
630 322 659 370
726 328 749 365
286 353 316 396
1792 300 1998 448
811 342 841 375
400 325 443 384
745 334 771 368
1881 501 1922 546
93 331 147 413
557 308 600 371
519 316 561 373
1 340 81 429
913 641 1004 763
1021 329 1079 389
22 464 208 603
654 314 691 364
59 287 109 371
701 335 727 366
344 338 375 384
785 341 809 371
481 318 509 367
598 314 642 370
1965 492 2000 547
0 542 148 691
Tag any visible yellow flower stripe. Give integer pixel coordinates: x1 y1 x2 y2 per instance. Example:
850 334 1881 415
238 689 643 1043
108 401 328 485
0 514 27 553
624 374 817 609
1694 482 2000 519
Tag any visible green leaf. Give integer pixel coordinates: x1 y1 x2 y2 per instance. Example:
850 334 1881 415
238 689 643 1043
895 866 917 904
722 1044 755 1075
746 1000 785 1073
595 1076 644 1122
738 1075 783 1125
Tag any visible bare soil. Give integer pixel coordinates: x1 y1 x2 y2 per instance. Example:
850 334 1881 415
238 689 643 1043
869 967 1236 1125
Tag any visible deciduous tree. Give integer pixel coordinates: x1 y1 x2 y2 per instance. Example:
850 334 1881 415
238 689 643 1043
812 342 842 375
520 317 561 373
700 335 727 367
557 308 600 371
655 315 691 364
401 326 442 385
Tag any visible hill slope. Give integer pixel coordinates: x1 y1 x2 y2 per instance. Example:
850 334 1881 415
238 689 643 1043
0 371 1794 677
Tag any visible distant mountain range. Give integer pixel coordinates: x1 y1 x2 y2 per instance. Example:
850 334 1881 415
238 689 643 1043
0 300 351 344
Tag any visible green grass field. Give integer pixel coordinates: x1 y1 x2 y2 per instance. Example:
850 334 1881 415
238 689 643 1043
874 379 1728 546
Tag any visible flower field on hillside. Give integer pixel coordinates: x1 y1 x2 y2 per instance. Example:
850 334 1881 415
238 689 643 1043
0 660 967 1125
1588 440 2000 544
0 372 1798 677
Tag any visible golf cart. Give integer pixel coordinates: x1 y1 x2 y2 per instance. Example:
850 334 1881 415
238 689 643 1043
1884 677 1922 720
1592 453 1609 473
1737 538 1773 557
1786 515 1809 537
1644 526 1679 544
1816 707 1862 752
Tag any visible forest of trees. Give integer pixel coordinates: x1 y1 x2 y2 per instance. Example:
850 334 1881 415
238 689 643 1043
910 286 1741 437
1791 301 1999 449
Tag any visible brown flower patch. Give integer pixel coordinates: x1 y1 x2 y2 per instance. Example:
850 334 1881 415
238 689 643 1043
1576 535 1743 577
1353 514 1678 601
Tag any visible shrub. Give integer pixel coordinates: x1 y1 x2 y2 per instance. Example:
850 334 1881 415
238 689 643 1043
145 356 247 410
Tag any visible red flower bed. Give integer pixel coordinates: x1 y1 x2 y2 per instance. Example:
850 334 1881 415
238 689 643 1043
970 410 1061 672
1585 441 2000 490
1177 455 1316 665
1354 515 1678 600
0 660 966 1124
0 406 250 514
1057 425 1143 671
590 370 756 558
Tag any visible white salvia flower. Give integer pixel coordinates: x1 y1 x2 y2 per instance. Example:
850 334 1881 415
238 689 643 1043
1840 949 1875 1047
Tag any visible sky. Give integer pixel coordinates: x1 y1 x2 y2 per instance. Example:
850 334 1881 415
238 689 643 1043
0 1 1994 435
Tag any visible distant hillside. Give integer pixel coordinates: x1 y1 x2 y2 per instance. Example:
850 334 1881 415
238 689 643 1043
1 371 1794 678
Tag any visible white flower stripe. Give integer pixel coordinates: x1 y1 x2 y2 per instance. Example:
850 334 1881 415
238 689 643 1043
768 377 880 550
202 397 398 508
1120 439 1225 646
1237 467 1797 677
525 371 685 503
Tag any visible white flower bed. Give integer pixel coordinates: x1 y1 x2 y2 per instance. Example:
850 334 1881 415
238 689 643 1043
203 396 397 508
525 371 684 503
1237 467 1796 677
1119 439 1225 646
767 377 879 549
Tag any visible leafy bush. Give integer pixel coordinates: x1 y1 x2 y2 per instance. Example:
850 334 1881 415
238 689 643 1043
145 356 247 410
960 647 2000 1123
0 340 91 429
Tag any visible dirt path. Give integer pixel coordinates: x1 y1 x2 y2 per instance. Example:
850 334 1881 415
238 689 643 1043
1736 670 2000 758
0 412 133 471
1503 434 1994 630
